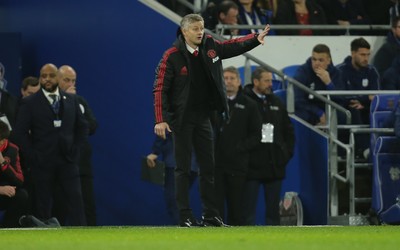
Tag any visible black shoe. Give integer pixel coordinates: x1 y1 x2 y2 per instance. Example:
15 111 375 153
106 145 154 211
202 216 229 227
179 217 203 227
19 215 46 227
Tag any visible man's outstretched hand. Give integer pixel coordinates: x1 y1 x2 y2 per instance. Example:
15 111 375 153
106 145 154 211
257 24 270 45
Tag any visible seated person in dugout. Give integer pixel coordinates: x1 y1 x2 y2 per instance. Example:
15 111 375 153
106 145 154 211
294 44 345 125
0 120 29 228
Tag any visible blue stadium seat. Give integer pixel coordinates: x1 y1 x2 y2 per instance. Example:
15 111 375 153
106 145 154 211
369 94 400 158
371 136 400 224
370 111 393 153
274 89 286 106
370 94 400 113
281 64 300 88
281 64 300 78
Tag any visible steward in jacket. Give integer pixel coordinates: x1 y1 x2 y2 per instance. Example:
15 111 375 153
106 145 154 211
213 66 261 225
241 67 295 226
214 86 261 176
244 84 295 180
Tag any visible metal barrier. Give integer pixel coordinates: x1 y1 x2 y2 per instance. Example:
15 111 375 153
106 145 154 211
316 90 399 219
216 24 391 36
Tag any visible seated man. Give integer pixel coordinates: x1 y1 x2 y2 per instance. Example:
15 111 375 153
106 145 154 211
337 37 380 125
372 16 400 78
0 120 28 227
337 37 380 158
203 0 240 36
294 43 344 125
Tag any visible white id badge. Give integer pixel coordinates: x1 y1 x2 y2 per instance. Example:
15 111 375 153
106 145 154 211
53 120 62 128
261 123 274 143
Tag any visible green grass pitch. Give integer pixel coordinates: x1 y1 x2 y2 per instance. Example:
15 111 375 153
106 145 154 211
1 226 399 250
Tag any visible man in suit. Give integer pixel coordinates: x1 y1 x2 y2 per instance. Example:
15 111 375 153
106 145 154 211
54 65 98 226
14 63 88 226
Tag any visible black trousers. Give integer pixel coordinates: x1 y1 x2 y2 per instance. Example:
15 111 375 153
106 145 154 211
33 162 86 226
173 112 219 220
242 179 283 226
214 169 246 225
0 188 29 228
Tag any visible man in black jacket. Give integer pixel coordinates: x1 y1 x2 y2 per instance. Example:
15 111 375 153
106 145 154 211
214 66 261 225
53 65 98 226
153 13 270 227
14 63 88 226
243 67 295 226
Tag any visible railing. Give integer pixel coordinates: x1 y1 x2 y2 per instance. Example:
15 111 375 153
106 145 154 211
315 90 399 217
216 24 391 36
176 0 208 13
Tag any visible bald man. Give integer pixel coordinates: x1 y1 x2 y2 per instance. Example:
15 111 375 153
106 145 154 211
54 65 98 226
14 63 88 226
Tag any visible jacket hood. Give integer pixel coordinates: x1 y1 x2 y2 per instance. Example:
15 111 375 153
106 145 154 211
243 83 272 99
244 83 256 96
343 55 352 65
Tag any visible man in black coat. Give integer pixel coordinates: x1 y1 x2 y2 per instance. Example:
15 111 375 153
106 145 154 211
243 67 295 226
52 65 98 226
214 66 261 225
14 63 88 226
153 13 270 227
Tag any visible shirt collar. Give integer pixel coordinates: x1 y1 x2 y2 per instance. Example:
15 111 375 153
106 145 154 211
252 89 265 100
42 88 60 103
227 94 237 100
185 42 198 55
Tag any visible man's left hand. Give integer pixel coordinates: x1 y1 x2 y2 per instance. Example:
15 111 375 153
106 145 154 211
257 25 270 45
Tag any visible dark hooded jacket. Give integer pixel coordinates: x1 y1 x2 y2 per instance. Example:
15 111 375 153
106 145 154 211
373 31 400 78
382 55 400 90
214 87 261 175
337 55 380 106
243 84 295 180
294 57 345 125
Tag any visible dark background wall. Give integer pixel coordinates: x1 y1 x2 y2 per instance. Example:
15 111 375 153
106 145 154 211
0 0 184 225
0 1 329 225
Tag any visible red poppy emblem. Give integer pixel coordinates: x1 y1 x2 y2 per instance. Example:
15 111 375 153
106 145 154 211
207 50 217 58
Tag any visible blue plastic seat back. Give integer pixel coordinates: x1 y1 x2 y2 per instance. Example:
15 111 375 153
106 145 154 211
282 65 300 78
370 111 393 154
274 89 287 106
371 136 400 224
281 64 300 89
370 94 400 113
